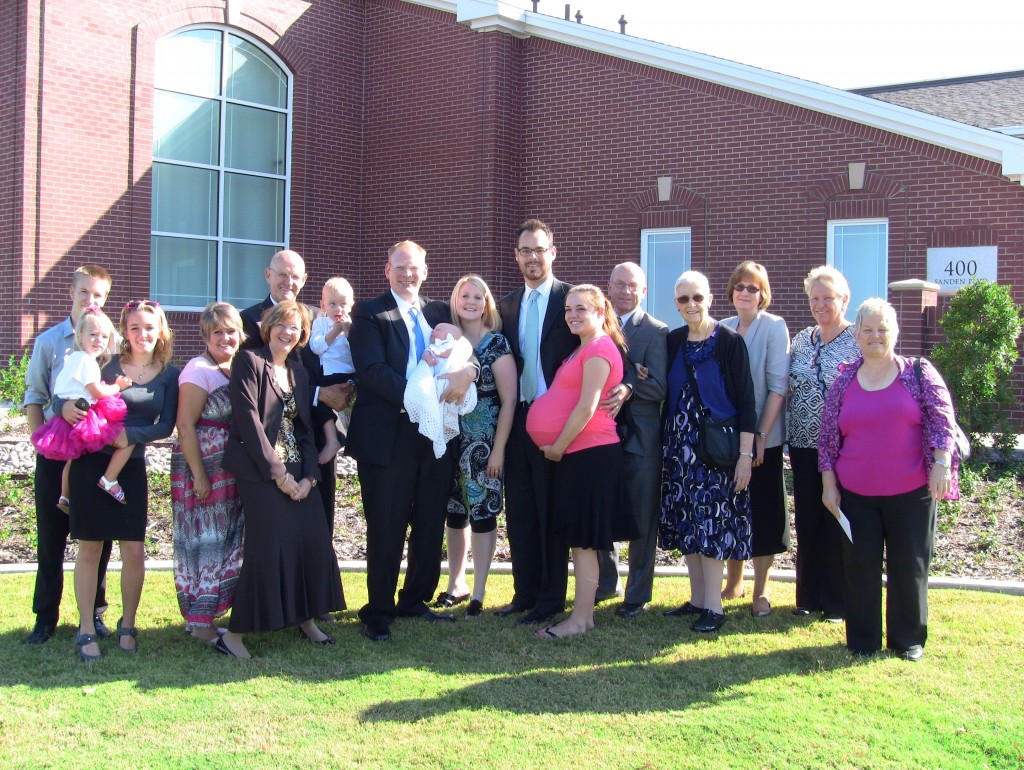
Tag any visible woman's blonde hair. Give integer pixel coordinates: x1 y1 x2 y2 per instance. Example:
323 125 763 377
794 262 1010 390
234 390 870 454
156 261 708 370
854 298 899 338
803 266 851 306
119 300 174 369
199 302 245 344
450 274 502 332
260 300 311 348
567 284 627 353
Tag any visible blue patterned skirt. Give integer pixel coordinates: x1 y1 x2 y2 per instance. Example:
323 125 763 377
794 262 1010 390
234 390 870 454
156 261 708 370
659 380 753 560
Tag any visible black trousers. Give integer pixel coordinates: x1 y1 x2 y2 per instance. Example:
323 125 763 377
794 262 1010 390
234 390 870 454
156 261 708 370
32 455 111 627
789 447 845 616
356 418 453 628
503 405 567 616
839 484 935 653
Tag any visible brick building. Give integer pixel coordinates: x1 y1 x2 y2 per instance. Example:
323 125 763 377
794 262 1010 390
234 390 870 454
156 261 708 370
3 0 1022 420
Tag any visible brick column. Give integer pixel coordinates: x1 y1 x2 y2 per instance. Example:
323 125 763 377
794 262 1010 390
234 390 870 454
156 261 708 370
888 279 939 357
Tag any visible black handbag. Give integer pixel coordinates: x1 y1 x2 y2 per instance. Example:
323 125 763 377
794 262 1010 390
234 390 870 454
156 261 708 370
683 349 740 470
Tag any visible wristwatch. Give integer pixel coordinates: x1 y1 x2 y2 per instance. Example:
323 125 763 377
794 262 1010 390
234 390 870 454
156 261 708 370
757 431 767 439
742 451 755 459
309 478 318 488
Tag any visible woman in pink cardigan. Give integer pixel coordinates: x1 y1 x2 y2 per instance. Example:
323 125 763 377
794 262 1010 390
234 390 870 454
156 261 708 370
818 298 959 662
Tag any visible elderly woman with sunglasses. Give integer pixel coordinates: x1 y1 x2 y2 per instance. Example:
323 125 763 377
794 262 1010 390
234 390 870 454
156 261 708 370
660 271 756 634
786 266 860 622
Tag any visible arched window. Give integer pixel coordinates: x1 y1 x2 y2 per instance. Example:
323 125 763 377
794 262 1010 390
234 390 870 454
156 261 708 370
151 27 291 309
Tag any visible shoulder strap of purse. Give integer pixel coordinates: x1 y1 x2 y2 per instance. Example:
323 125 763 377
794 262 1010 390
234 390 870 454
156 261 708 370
681 347 709 414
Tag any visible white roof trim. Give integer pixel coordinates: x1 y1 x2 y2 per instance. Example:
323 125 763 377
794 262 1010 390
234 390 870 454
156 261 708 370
405 0 1024 182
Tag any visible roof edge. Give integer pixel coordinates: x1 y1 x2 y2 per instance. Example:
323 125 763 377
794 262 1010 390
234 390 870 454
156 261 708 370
406 0 1024 183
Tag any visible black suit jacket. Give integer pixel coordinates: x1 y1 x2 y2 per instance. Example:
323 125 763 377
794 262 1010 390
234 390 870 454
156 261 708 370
498 279 578 397
345 291 451 467
222 346 320 484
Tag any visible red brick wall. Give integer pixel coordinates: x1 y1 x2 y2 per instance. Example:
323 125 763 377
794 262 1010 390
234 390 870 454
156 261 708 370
0 1 24 358
7 0 1023 425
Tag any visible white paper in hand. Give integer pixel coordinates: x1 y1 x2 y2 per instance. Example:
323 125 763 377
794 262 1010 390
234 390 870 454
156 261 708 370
837 509 853 543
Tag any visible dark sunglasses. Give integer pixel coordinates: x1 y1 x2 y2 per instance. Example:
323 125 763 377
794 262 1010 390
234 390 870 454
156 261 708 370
733 283 760 294
125 299 160 309
675 294 705 305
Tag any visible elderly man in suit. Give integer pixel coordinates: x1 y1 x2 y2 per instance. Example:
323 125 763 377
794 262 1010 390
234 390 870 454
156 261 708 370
607 263 669 618
346 240 478 642
496 220 627 626
239 249 354 538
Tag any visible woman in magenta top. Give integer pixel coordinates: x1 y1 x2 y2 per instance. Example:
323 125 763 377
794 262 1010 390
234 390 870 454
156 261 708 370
526 284 637 639
819 298 959 661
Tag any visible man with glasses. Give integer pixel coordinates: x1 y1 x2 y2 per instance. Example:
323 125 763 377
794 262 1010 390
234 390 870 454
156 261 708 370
240 250 354 541
607 263 669 619
496 220 628 625
346 241 478 642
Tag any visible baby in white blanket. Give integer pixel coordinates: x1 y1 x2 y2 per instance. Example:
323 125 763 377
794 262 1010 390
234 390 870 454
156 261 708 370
403 322 478 458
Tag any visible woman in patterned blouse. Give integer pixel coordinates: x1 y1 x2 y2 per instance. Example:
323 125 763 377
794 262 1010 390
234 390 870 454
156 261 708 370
786 266 859 622
818 298 958 661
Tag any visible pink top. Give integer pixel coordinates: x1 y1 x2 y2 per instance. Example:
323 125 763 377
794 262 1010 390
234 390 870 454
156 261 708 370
834 377 928 496
526 335 623 454
179 355 231 395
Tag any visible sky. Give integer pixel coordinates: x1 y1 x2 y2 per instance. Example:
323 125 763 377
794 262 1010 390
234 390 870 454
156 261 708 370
506 0 1023 89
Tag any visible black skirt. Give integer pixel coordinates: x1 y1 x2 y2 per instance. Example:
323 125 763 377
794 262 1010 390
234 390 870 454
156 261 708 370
228 462 346 633
551 442 638 550
749 445 790 556
69 452 147 541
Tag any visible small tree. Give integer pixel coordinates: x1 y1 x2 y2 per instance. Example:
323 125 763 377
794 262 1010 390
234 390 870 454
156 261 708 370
931 279 1023 455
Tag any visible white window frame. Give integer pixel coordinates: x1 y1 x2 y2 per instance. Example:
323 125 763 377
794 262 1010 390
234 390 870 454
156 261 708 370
827 218 888 319
640 227 691 330
151 25 293 311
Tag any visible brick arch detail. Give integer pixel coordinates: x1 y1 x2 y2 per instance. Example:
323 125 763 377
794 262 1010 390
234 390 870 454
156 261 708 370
806 171 906 203
628 184 705 213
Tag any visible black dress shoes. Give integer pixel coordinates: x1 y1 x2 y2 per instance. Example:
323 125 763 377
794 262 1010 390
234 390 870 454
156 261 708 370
25 625 56 645
663 602 703 618
615 602 649 619
493 602 530 617
398 608 456 623
519 610 555 625
363 623 391 642
691 609 727 633
897 645 924 662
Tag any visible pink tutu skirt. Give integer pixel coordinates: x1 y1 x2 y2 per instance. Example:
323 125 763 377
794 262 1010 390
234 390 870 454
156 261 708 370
31 395 128 461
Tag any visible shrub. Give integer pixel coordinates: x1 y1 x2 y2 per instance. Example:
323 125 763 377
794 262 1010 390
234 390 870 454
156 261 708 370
932 280 1023 456
0 350 30 411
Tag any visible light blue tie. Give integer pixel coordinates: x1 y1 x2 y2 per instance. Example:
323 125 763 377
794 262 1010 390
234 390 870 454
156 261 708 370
409 307 426 360
521 289 540 402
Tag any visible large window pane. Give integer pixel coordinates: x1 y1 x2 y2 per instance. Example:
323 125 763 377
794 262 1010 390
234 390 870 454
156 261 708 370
642 229 691 330
226 37 287 108
222 242 278 308
152 163 218 236
155 29 221 97
151 236 216 307
225 104 285 174
153 92 219 164
829 220 888 317
223 173 284 242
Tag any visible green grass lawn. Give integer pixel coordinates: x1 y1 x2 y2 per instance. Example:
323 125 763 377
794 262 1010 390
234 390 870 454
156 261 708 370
1 572 1022 769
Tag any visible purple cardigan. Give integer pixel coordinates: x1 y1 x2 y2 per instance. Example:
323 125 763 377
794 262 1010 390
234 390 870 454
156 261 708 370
818 355 959 499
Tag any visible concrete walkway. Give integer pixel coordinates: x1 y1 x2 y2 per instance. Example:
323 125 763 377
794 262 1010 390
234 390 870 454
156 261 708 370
1 559 1020 596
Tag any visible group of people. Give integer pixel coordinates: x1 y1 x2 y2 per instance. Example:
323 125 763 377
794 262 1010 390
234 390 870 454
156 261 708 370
22 219 962 663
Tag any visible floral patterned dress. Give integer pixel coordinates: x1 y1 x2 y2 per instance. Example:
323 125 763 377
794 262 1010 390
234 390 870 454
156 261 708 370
659 334 753 560
171 364 243 628
447 332 512 524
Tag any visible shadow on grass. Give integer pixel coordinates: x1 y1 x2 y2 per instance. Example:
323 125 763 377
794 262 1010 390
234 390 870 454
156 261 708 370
356 643 852 721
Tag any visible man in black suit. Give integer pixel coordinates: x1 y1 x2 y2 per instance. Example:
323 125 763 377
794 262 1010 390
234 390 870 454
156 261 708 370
606 262 669 618
346 240 477 642
496 219 628 625
239 249 354 537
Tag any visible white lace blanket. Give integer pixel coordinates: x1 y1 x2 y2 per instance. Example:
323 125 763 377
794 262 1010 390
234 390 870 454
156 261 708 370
403 335 478 458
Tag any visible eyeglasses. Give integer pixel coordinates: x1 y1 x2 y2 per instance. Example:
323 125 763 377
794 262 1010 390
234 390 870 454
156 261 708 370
272 323 302 335
272 270 305 283
733 283 760 294
517 246 550 258
675 294 705 305
125 300 160 309
611 281 642 293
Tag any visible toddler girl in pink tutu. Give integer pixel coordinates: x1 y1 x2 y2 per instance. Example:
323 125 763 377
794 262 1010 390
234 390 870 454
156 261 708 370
31 307 134 512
